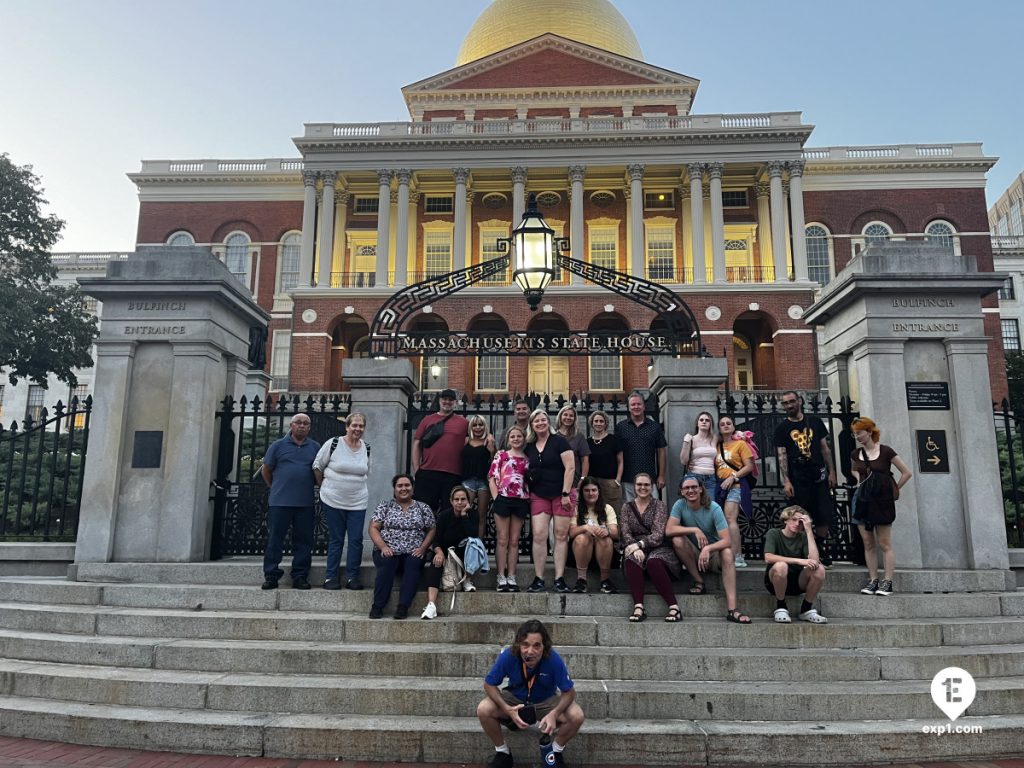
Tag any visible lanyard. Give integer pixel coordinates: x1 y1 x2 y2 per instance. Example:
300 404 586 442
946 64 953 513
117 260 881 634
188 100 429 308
521 659 540 703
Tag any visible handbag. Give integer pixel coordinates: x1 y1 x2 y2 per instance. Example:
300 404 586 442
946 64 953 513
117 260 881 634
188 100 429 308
441 547 466 591
420 413 453 449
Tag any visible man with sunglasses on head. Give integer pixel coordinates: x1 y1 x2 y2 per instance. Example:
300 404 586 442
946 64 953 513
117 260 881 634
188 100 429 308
773 390 836 567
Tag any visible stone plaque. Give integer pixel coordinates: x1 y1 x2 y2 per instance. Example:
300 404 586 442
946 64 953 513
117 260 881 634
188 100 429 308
906 382 951 410
131 431 163 469
915 430 949 474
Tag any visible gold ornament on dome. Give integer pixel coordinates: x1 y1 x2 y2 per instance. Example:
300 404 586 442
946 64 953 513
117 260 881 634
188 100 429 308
456 0 644 66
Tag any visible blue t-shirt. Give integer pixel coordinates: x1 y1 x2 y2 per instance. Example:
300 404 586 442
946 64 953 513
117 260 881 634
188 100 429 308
484 647 574 703
670 499 728 546
263 434 321 507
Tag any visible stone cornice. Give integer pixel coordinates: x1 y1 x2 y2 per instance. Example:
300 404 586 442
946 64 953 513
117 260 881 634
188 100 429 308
405 85 695 109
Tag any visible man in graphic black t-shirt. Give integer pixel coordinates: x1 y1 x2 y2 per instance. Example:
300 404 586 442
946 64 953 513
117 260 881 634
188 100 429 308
773 391 837 566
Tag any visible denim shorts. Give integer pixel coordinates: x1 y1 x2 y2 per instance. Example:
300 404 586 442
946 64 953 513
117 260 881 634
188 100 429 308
723 485 742 504
462 477 488 493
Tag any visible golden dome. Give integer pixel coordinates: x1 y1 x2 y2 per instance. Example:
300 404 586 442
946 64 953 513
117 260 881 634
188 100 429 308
456 0 643 66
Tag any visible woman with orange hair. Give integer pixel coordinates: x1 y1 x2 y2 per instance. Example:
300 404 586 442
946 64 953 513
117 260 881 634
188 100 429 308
849 417 912 596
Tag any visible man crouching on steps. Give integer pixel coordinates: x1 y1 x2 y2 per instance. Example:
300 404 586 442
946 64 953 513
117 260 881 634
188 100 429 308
477 619 584 768
764 505 828 624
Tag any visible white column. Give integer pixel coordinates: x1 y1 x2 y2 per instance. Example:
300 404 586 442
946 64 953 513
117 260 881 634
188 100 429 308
406 192 419 286
755 182 773 280
624 186 633 272
375 169 392 287
688 163 706 285
464 189 474 271
332 191 349 285
783 180 793 269
393 169 411 285
569 165 585 285
768 161 788 283
299 171 317 287
702 188 712 282
511 166 527 224
680 184 693 281
708 162 726 284
627 163 645 277
453 167 469 271
788 160 809 282
316 172 336 288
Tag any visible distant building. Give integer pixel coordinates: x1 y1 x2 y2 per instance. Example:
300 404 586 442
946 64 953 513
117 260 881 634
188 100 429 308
126 0 1007 401
988 171 1024 366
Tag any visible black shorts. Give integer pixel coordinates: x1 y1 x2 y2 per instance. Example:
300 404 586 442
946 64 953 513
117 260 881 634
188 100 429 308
492 496 530 519
792 479 834 528
764 564 805 596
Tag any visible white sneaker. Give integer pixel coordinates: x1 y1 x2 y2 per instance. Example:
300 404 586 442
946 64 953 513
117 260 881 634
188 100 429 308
496 574 508 592
463 578 476 592
734 554 748 568
798 608 828 624
420 602 437 620
506 575 519 592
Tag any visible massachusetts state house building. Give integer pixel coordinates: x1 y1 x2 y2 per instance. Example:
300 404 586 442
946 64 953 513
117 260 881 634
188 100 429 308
129 0 1006 400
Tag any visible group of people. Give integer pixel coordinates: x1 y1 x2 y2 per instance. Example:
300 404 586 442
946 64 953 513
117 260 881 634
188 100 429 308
258 389 912 624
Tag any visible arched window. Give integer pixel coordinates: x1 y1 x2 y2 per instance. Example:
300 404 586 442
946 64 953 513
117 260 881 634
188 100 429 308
278 232 302 291
804 224 833 285
224 232 251 286
925 220 957 253
167 231 195 247
863 222 893 246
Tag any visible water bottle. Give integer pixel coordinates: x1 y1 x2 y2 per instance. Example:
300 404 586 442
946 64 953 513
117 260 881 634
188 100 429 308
538 733 555 766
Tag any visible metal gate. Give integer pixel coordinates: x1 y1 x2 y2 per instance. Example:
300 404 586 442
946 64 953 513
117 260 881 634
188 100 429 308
717 392 861 562
405 391 661 558
994 399 1023 548
210 394 349 559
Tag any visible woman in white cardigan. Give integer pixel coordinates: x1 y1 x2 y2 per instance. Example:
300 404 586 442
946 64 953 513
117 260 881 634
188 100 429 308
313 412 370 590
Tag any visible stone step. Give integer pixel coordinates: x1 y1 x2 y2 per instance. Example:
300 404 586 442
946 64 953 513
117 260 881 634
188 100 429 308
5 602 1024 648
1 628 1023 683
0 580 1020 620
65 562 1016 593
0 694 1019 765
1 658 1021 720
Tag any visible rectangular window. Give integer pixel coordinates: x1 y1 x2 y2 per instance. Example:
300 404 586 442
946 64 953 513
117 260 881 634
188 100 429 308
270 330 291 391
805 230 832 285
1000 277 1016 301
480 228 509 284
1011 201 1023 237
279 239 301 291
477 355 508 392
589 227 618 270
644 191 674 210
997 217 1009 237
421 357 448 392
353 196 379 215
722 190 748 207
645 225 676 281
26 385 46 424
424 231 452 276
1002 318 1021 352
81 296 98 315
589 355 622 391
424 195 454 214
70 385 88 428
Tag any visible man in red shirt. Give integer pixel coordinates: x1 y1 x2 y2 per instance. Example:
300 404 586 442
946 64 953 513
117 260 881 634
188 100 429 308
412 388 469 514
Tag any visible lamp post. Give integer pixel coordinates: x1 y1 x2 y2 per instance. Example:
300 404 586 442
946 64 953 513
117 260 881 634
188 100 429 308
502 193 569 310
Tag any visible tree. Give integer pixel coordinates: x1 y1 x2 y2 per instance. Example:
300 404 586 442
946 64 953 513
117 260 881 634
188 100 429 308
0 154 97 387
1006 351 1024 417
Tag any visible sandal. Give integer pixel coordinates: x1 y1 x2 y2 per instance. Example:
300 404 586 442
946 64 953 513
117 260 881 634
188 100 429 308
664 606 683 623
628 604 646 623
726 609 752 624
689 582 707 595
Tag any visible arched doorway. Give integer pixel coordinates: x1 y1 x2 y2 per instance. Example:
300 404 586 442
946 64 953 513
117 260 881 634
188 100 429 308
526 313 570 397
468 314 510 394
589 311 629 393
732 312 778 391
329 315 369 390
732 334 754 391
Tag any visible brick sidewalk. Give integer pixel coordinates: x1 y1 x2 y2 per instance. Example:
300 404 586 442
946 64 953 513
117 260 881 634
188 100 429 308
0 739 1021 768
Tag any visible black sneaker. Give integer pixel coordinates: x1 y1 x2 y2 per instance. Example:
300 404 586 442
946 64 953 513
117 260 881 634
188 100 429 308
394 604 409 619
860 578 878 595
876 579 894 596
346 579 364 591
600 579 617 594
323 579 341 590
553 752 567 767
553 577 571 594
261 578 278 591
486 751 514 768
572 578 587 593
292 577 311 590
526 577 546 593
369 606 383 619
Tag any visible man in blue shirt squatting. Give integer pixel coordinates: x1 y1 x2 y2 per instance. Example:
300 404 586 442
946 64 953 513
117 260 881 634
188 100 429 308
260 413 320 590
477 619 584 768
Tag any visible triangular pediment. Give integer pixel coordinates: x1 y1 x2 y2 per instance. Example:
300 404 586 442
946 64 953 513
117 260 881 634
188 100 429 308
404 34 699 95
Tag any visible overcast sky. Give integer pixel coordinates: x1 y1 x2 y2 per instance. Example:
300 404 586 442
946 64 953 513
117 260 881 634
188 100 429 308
3 0 1022 252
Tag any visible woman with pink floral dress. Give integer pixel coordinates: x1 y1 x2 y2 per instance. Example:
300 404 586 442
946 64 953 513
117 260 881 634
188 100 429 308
488 425 530 592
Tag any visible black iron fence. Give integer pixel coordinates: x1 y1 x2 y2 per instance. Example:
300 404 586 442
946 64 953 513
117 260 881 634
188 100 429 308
405 391 661 557
0 397 91 542
994 400 1023 548
210 394 350 559
717 392 861 562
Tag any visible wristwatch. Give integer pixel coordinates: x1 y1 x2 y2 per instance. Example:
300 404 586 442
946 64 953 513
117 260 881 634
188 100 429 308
561 492 570 497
